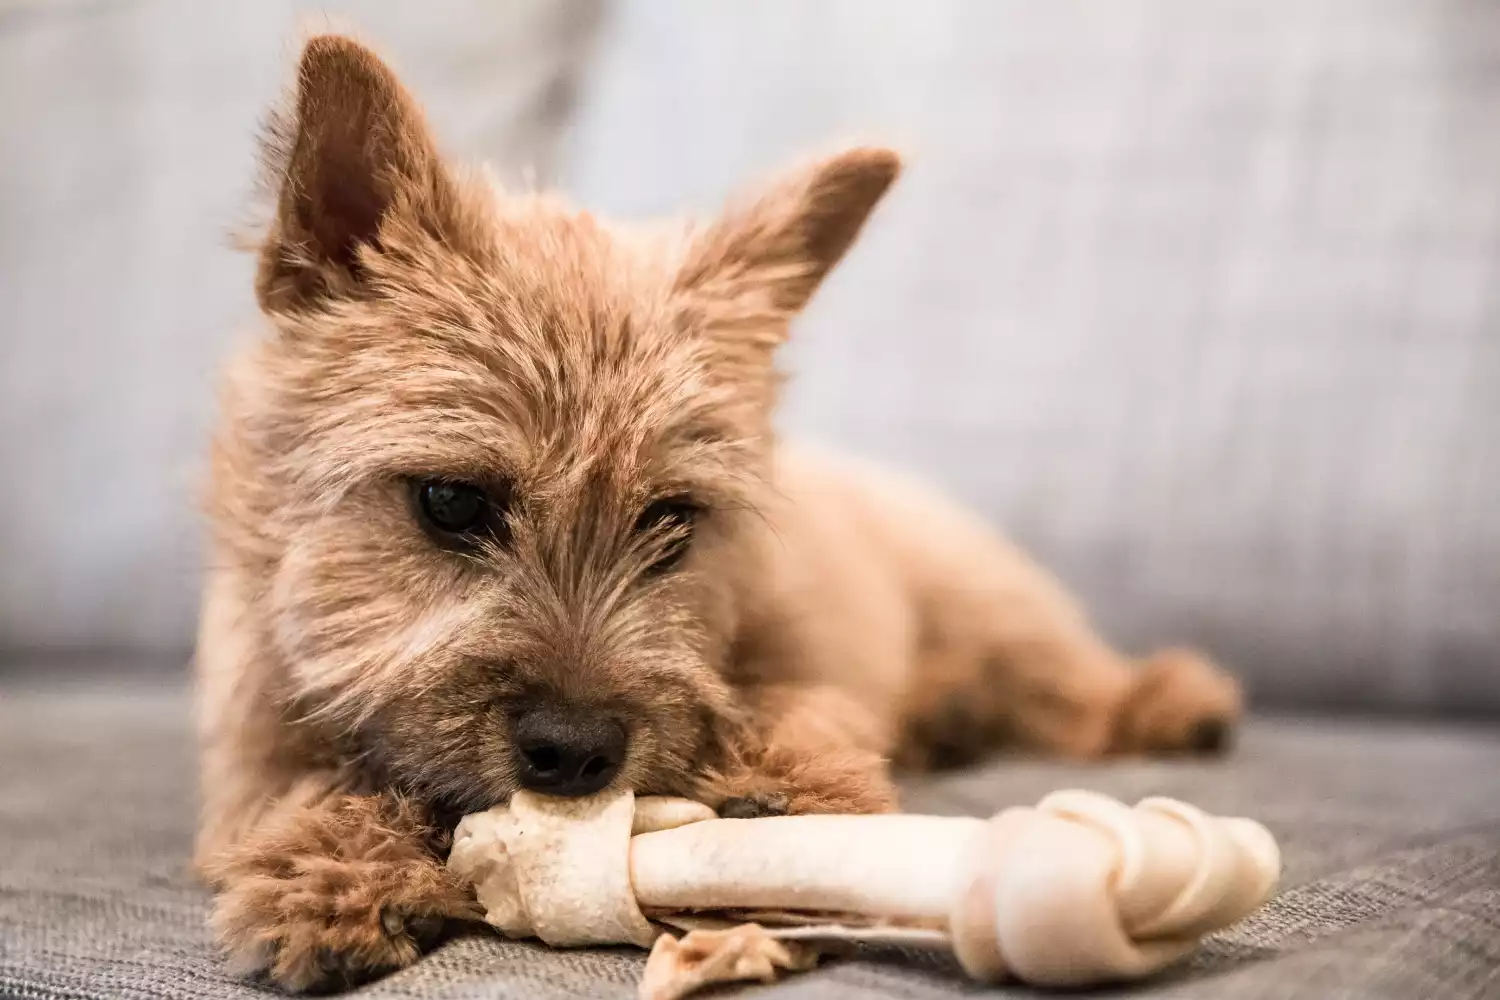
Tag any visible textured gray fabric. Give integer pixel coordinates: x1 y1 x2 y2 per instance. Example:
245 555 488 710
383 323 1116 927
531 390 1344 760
564 0 1500 714
3 671 1498 999
0 0 601 651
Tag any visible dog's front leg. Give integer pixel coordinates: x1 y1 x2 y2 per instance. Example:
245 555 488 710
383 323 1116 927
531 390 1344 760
200 784 479 993
702 683 899 818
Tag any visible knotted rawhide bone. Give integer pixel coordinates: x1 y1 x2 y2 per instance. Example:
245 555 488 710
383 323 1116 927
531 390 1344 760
447 789 1281 999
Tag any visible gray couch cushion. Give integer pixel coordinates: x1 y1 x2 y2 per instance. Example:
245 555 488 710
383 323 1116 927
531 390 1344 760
3 668 1498 999
564 0 1500 714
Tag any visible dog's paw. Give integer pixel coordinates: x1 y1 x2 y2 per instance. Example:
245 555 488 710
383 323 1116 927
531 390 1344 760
708 747 898 816
201 793 481 992
717 792 791 819
1114 648 1242 756
210 852 470 993
891 690 1005 772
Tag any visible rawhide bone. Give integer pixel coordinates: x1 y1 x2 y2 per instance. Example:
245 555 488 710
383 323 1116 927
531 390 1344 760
448 788 1280 999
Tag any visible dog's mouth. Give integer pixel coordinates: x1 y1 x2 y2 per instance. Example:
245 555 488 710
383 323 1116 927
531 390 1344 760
356 682 729 832
425 793 483 838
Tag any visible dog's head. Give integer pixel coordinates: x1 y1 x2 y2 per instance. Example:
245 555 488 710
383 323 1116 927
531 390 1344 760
212 35 897 813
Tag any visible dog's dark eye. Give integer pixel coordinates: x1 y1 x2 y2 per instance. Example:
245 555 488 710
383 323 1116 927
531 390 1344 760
413 479 510 550
635 496 700 574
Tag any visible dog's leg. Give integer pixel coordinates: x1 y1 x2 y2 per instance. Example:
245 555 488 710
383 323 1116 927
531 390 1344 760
200 779 478 993
1109 646 1243 755
897 618 1241 770
704 684 899 818
891 525 1240 770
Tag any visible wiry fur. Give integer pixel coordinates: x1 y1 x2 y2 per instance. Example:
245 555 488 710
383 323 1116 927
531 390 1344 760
197 34 1242 993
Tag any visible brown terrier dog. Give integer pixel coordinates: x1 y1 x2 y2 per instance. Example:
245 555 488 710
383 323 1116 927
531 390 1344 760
195 34 1242 993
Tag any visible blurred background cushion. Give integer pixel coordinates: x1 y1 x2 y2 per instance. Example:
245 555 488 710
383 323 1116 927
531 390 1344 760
563 0 1500 714
2 0 1497 716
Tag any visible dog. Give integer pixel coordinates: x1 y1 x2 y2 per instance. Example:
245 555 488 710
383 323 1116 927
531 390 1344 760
195 33 1242 993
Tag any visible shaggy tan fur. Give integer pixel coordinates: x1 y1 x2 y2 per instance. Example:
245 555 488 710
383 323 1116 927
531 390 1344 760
196 34 1241 992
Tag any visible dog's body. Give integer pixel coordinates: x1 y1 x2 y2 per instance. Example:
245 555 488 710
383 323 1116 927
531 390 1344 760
196 35 1241 992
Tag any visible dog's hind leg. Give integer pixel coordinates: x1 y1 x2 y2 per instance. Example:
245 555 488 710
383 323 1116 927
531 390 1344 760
855 475 1240 770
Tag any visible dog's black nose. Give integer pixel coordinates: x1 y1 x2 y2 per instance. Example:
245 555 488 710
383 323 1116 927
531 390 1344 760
513 704 626 797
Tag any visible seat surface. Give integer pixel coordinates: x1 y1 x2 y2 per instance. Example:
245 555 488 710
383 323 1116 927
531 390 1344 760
2 667 1497 999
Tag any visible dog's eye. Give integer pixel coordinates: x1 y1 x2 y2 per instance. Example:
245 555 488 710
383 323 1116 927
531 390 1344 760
413 479 510 550
634 496 700 574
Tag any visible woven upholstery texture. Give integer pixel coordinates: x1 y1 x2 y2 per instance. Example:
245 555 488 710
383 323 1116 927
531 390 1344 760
3 671 1497 1000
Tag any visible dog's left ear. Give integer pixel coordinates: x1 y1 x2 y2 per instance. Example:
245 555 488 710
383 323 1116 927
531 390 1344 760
676 147 900 343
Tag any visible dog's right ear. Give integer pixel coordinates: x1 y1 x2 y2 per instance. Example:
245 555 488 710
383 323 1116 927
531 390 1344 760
255 35 460 312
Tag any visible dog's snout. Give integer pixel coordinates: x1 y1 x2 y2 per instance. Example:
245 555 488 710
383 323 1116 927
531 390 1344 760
513 704 626 797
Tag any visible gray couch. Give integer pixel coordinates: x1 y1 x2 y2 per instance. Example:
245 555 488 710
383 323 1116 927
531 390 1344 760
3 2 1498 998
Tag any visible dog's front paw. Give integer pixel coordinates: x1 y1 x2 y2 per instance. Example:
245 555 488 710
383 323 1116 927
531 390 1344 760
717 792 791 819
1114 648 1242 756
203 793 479 993
211 854 463 993
201 797 480 995
709 747 897 817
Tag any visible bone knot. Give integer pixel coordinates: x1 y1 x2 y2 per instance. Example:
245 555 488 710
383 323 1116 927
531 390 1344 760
948 790 1280 986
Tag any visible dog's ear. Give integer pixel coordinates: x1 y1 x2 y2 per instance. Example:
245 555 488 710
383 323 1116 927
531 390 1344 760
676 147 900 345
255 35 462 312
